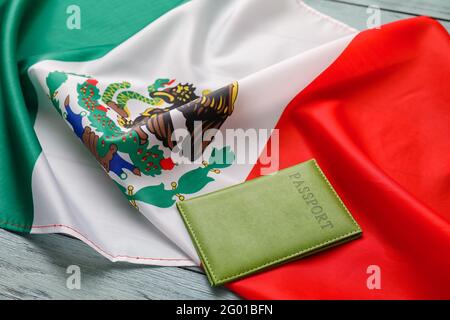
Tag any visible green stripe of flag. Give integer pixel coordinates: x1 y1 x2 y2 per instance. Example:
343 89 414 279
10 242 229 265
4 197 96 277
0 0 188 232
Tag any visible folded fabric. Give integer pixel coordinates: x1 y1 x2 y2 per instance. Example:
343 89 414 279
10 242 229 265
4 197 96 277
0 0 355 265
227 17 450 299
1 0 448 300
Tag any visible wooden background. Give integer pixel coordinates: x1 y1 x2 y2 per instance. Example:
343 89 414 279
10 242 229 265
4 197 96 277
1 0 449 300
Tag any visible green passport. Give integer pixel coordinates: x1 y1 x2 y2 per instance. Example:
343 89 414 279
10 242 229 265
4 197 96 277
176 159 362 286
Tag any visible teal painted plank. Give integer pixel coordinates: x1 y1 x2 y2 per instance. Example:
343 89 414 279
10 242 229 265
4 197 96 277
304 0 450 31
329 0 450 21
0 230 239 300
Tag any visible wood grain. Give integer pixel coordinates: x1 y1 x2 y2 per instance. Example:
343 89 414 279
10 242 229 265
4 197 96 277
0 230 239 300
328 0 450 21
304 0 450 31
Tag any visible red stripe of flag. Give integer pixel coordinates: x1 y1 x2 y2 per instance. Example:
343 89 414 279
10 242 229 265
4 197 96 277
228 17 450 299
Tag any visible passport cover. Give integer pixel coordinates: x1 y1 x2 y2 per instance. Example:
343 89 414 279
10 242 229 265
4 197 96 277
176 159 362 286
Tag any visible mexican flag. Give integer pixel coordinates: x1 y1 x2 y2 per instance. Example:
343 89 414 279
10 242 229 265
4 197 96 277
1 0 449 299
